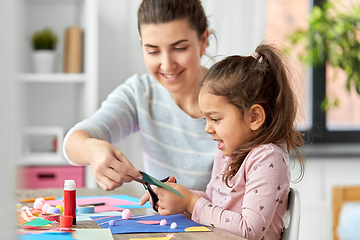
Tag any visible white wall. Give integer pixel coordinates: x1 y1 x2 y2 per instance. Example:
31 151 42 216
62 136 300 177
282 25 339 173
0 0 20 239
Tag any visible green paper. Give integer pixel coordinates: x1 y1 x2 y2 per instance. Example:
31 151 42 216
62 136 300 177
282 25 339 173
140 171 185 199
21 218 52 227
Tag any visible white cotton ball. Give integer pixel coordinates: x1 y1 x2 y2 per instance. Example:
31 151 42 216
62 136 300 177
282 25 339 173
170 222 177 229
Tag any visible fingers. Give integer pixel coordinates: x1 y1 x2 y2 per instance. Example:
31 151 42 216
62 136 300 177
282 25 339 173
158 207 170 216
112 151 143 180
166 176 176 183
139 192 150 206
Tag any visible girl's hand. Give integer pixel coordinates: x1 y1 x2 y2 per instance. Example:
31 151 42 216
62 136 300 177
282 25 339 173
139 191 152 206
155 181 200 216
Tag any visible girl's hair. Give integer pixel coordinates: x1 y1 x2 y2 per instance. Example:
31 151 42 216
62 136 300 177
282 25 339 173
137 0 208 40
201 44 305 187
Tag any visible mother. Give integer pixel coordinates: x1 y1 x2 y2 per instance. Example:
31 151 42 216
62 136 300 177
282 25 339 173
63 0 216 191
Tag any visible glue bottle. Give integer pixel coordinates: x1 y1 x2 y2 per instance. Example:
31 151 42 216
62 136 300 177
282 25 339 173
64 179 76 225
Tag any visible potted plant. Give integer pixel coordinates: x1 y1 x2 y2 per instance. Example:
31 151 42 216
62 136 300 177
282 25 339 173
286 0 360 110
30 27 58 73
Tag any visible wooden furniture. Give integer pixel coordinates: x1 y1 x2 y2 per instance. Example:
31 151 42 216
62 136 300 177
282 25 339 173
16 188 246 240
332 185 360 240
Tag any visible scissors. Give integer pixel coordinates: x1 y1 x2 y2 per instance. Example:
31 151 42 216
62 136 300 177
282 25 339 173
134 176 176 212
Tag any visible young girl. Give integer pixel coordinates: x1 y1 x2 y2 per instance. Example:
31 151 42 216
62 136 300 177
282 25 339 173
63 0 217 191
151 44 305 240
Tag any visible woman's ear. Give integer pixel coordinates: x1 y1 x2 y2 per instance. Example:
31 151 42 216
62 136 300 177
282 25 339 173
249 104 265 131
200 29 209 55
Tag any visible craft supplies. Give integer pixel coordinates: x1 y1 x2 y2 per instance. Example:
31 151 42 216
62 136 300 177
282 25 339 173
122 209 132 219
77 205 95 214
160 219 167 225
64 179 76 225
39 213 60 222
60 215 73 228
42 203 51 212
19 196 56 204
55 205 64 215
170 222 177 229
99 213 156 225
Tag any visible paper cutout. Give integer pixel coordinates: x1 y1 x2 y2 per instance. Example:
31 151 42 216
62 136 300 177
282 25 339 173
92 214 212 234
137 220 161 224
185 226 212 232
77 211 122 221
21 218 52 227
140 172 185 199
45 195 152 215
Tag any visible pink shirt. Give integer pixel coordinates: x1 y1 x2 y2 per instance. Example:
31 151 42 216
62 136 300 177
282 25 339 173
191 142 290 240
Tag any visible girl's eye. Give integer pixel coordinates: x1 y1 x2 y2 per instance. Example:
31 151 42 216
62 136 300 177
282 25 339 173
212 119 220 123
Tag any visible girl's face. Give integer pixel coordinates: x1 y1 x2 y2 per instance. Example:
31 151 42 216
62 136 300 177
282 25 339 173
140 19 208 95
199 85 254 156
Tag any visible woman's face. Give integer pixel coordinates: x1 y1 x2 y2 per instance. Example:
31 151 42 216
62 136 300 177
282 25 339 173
140 19 208 95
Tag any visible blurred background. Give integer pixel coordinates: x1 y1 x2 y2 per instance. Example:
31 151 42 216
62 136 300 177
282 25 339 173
1 0 360 239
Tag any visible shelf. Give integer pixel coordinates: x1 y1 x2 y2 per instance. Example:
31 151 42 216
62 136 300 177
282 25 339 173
19 153 68 166
17 73 86 83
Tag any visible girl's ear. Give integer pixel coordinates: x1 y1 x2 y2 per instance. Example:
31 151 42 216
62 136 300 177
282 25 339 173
200 29 209 55
249 104 266 131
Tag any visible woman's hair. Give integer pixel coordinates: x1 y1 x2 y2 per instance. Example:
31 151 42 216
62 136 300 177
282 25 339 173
137 0 208 40
201 44 305 187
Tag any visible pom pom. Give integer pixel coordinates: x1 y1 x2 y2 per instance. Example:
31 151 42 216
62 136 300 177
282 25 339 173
42 203 51 213
47 206 55 213
122 209 132 219
160 219 167 225
109 220 116 226
170 222 177 229
33 201 44 210
35 198 46 204
55 205 64 215
53 208 61 214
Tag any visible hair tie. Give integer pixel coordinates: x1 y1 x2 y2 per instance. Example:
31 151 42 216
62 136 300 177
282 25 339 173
251 51 263 63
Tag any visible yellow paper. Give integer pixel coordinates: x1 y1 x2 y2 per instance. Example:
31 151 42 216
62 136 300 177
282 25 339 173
184 226 212 232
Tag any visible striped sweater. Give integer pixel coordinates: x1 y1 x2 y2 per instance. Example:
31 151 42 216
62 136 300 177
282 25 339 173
63 73 217 190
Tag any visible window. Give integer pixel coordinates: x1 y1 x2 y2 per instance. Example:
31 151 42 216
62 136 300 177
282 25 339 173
266 0 360 145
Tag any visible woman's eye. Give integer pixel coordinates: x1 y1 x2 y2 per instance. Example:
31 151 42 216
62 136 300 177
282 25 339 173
175 47 187 51
148 51 159 55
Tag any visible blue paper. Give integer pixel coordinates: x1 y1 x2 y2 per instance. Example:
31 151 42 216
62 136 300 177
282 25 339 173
18 232 74 240
91 214 211 234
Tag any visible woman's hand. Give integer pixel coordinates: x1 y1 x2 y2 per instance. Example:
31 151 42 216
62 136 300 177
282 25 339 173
155 180 200 216
65 130 143 191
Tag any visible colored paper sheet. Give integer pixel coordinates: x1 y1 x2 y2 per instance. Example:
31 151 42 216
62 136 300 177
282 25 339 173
18 232 74 240
45 195 151 213
77 211 122 222
21 218 52 227
141 172 185 199
74 229 114 240
91 214 212 234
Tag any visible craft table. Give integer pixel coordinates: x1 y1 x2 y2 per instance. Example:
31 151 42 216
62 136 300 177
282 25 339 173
16 187 246 240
